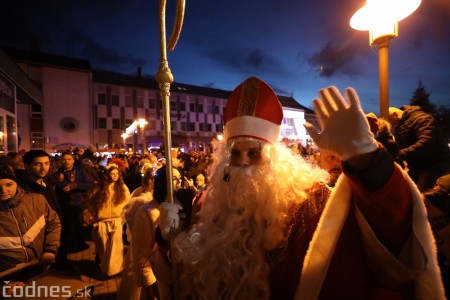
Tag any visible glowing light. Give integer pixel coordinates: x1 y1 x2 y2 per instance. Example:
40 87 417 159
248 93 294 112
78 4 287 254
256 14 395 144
350 0 421 31
137 118 148 128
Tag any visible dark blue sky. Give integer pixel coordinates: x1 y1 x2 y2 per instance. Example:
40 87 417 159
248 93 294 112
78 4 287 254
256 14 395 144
2 0 449 115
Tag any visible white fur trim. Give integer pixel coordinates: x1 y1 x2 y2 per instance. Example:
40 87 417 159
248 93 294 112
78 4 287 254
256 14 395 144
295 168 445 299
224 116 281 144
405 172 445 299
294 175 351 300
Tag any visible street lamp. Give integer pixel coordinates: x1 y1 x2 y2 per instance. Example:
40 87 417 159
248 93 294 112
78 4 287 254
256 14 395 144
350 0 421 119
121 132 128 149
137 118 148 152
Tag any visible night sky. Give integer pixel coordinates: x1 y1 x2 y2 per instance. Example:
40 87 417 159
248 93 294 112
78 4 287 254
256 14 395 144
2 0 449 115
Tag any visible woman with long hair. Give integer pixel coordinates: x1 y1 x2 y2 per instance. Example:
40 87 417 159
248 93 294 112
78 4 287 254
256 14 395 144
86 163 130 277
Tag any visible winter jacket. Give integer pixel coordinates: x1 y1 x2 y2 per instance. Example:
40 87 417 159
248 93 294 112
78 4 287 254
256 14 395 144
15 169 62 217
395 105 450 170
0 188 62 272
52 166 93 207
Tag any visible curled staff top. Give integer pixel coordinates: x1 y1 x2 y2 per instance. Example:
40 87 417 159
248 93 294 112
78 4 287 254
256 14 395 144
158 0 185 57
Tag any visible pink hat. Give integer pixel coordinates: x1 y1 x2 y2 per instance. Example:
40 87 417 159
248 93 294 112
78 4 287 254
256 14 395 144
224 77 283 144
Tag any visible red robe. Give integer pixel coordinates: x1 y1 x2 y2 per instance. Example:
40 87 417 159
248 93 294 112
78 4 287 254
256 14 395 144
270 148 444 299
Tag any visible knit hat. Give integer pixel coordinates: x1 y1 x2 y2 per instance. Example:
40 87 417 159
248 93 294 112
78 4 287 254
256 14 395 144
0 165 17 182
436 174 450 193
224 77 283 144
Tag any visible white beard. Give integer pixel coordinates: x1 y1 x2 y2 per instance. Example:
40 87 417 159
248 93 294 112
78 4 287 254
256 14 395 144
172 141 328 300
174 164 289 300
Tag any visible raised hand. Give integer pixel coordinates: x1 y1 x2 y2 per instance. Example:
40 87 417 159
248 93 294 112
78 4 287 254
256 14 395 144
304 86 378 161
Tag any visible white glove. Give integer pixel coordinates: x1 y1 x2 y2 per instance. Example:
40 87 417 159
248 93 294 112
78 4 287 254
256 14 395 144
304 86 378 161
159 201 182 240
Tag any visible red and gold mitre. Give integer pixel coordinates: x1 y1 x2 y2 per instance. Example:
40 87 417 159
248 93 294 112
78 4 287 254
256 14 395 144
223 76 283 144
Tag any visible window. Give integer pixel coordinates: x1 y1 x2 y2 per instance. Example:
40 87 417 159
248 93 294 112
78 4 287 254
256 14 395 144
31 132 44 150
31 105 42 119
148 98 156 109
112 118 120 129
125 95 133 107
199 124 204 131
216 124 222 132
190 103 195 112
171 122 177 131
111 94 119 106
188 122 196 131
98 93 106 105
179 102 186 111
215 105 220 114
198 104 203 113
207 105 213 114
148 120 156 130
206 124 212 132
181 122 187 131
137 97 144 108
170 101 176 110
125 119 133 128
98 118 107 129
6 116 16 151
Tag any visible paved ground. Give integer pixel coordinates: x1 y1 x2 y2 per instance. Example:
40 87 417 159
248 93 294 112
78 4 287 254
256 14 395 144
66 240 123 299
0 236 127 299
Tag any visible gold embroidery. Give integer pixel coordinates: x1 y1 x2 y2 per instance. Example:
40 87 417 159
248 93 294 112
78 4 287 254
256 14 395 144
237 77 260 117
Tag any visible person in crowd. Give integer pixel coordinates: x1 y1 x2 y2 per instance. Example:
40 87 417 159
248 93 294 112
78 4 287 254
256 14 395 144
80 157 101 185
0 155 18 171
0 165 61 273
152 166 198 299
365 112 402 166
86 163 130 277
156 77 444 299
124 155 143 193
15 150 61 216
315 148 342 188
52 151 93 267
388 106 450 191
6 152 25 171
117 168 156 300
129 168 155 199
80 144 98 164
186 151 208 179
194 173 207 193
423 173 450 297
128 166 186 300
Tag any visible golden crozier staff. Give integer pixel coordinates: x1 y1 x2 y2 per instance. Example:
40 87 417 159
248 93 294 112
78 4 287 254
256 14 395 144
155 0 185 298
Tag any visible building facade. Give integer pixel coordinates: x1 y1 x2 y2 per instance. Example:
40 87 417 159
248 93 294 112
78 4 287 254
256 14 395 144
1 46 315 155
92 71 231 153
0 48 42 154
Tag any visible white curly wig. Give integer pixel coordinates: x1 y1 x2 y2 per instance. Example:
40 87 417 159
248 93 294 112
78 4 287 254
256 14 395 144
173 138 328 299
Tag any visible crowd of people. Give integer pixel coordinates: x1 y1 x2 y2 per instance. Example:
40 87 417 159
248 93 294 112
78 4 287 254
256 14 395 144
0 76 449 299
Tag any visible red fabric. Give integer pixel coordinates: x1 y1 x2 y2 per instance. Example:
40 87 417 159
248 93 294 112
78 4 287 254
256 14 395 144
269 165 414 299
224 76 283 126
347 165 413 255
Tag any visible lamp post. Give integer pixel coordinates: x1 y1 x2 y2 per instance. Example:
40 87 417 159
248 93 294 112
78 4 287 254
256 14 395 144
350 0 421 119
137 118 148 153
121 133 128 149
